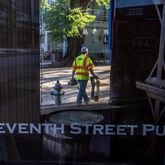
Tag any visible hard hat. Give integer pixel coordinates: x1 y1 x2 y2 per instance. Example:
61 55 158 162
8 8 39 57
68 78 78 86
81 47 88 53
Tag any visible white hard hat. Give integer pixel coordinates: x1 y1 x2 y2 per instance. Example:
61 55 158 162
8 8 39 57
81 47 88 53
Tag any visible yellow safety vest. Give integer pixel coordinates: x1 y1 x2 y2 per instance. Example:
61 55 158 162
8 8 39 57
72 54 94 80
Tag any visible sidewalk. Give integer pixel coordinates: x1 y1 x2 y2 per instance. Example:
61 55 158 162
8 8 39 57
40 65 111 108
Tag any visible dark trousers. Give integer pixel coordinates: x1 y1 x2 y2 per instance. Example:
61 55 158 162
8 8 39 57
77 80 89 105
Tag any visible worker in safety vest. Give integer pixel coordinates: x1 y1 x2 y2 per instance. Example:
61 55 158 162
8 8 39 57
72 47 98 105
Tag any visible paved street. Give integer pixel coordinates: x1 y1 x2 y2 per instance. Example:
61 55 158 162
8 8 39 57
40 65 111 107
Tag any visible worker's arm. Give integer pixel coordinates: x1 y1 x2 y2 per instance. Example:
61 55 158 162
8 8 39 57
89 69 98 79
72 69 76 79
71 59 76 79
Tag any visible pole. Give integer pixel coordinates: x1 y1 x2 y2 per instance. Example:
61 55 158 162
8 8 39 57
157 4 165 79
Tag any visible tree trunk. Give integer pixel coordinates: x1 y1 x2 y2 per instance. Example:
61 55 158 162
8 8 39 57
65 0 91 63
70 0 91 9
66 36 83 64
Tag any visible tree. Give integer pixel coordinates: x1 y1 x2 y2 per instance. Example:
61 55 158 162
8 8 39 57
96 0 109 8
44 0 95 40
40 0 49 8
42 0 110 64
40 0 49 31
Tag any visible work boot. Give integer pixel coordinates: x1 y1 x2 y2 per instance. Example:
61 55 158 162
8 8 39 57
85 98 90 105
77 102 82 106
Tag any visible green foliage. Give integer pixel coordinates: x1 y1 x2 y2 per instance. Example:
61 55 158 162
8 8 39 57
43 0 110 41
40 0 49 25
67 8 95 37
40 0 49 10
44 0 69 40
44 0 95 41
96 0 110 9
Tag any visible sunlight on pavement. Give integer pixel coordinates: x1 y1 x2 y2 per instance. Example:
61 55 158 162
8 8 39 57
40 66 110 107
